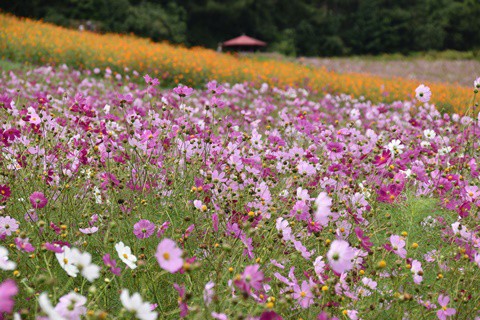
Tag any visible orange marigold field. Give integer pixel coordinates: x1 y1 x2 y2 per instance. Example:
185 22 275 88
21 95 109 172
0 14 474 113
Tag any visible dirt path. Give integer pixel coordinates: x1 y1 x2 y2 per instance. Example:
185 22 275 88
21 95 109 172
299 57 479 87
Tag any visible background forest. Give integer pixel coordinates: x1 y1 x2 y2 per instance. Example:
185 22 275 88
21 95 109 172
2 0 480 57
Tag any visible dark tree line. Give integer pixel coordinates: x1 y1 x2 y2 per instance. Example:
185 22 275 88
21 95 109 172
2 0 479 56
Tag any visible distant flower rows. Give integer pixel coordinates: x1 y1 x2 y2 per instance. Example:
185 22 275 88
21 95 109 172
0 13 473 113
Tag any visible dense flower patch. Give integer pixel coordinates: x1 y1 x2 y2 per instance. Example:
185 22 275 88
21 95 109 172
0 13 473 113
0 65 480 319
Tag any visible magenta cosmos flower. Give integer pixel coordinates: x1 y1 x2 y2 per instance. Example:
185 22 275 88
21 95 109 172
0 185 11 202
234 264 264 293
15 237 35 253
29 191 47 209
0 279 18 315
415 84 432 103
103 253 121 276
133 219 155 239
173 85 194 97
156 238 183 273
327 240 355 274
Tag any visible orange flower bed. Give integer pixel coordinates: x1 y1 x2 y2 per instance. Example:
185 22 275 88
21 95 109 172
0 14 473 113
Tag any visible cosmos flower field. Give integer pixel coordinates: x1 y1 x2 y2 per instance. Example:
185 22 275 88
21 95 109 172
0 64 480 319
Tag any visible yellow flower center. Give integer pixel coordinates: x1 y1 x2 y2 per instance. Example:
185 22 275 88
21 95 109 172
123 253 128 259
300 291 306 298
63 258 68 264
163 252 170 260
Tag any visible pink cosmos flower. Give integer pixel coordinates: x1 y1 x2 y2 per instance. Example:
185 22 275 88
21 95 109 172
156 238 183 273
144 74 159 86
411 259 423 284
475 77 480 89
206 80 225 95
88 214 99 226
436 294 456 320
173 85 194 97
276 217 292 241
234 264 264 293
203 281 215 306
44 242 64 253
15 237 35 253
314 192 332 226
156 221 170 238
211 312 228 320
212 214 219 232
29 191 47 209
24 210 38 222
362 277 377 290
317 312 340 320
292 280 314 308
133 219 155 239
327 240 355 274
465 185 480 202
173 283 188 318
389 235 407 258
346 310 359 320
355 227 373 252
54 292 87 319
103 254 121 276
326 142 345 160
79 227 98 234
314 256 326 276
0 279 18 315
415 84 432 103
0 216 19 236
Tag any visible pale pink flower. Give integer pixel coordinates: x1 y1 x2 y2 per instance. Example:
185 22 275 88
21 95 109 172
314 192 332 226
292 280 314 308
411 259 423 284
327 240 355 274
415 84 432 103
437 294 456 320
156 239 183 273
390 235 407 258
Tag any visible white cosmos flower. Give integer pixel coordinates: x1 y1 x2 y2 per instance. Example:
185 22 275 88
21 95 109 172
0 246 17 270
420 141 431 148
120 289 158 320
55 247 100 282
423 129 436 140
39 293 66 320
438 146 452 156
115 242 137 269
386 139 404 156
400 169 412 178
73 250 101 282
56 247 79 278
93 186 102 204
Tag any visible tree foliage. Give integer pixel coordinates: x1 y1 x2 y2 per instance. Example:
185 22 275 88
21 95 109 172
2 0 479 56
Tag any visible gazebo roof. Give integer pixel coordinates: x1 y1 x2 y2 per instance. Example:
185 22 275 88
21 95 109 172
223 35 266 47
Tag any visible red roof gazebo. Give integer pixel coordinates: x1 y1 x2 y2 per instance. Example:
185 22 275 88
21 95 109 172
222 34 267 51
